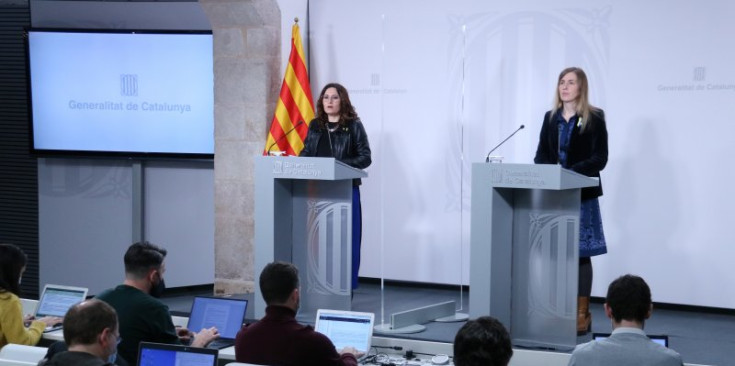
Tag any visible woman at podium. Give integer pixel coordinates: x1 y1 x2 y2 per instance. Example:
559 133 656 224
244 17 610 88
533 67 608 335
300 83 372 290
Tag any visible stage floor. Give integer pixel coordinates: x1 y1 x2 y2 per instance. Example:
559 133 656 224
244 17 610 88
163 281 733 366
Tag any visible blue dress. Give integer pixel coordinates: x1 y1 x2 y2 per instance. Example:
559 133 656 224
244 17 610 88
558 114 608 257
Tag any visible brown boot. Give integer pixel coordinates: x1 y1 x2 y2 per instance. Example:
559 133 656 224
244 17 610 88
577 296 591 335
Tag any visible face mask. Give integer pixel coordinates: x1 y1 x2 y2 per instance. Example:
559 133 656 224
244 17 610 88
107 328 120 364
150 277 166 298
107 351 117 364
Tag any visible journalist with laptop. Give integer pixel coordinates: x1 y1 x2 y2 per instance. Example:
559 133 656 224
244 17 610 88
96 242 219 365
568 274 683 366
0 243 61 348
38 299 119 366
234 261 363 366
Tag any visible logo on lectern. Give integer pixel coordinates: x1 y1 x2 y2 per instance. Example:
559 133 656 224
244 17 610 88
272 161 283 174
491 167 503 183
528 212 578 317
305 200 351 296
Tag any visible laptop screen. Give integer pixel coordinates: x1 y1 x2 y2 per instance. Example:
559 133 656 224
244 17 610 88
314 310 374 353
35 285 88 317
138 342 217 366
186 297 248 340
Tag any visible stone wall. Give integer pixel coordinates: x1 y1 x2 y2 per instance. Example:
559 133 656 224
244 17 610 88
201 0 281 295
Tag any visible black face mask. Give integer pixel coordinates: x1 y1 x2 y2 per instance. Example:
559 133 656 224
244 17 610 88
150 277 166 298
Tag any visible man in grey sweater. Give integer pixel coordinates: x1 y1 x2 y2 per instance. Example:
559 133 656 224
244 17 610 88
568 274 683 366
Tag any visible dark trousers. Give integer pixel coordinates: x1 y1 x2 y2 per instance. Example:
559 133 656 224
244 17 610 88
352 186 362 289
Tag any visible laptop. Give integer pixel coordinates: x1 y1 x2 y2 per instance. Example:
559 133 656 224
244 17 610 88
314 309 375 357
137 342 217 366
592 332 669 347
186 296 248 349
35 284 88 332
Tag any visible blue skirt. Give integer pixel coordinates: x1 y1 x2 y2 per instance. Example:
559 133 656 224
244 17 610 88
579 198 607 257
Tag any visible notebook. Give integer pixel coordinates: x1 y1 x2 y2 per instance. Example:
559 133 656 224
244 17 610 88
592 332 669 347
35 284 88 332
137 342 217 366
186 296 248 349
314 309 375 355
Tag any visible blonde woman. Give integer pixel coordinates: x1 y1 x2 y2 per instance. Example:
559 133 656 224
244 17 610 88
534 67 609 334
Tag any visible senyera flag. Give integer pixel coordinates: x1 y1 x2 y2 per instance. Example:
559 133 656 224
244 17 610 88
263 20 315 156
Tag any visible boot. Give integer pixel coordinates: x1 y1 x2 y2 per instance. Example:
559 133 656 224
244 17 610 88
577 296 591 335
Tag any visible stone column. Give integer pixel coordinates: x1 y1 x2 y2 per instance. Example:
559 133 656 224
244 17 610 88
200 0 281 295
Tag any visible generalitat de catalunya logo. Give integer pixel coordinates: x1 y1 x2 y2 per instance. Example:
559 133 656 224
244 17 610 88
120 74 138 97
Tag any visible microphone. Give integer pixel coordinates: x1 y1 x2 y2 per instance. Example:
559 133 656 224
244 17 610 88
557 123 562 165
324 122 341 158
485 124 525 162
266 121 304 155
326 124 336 157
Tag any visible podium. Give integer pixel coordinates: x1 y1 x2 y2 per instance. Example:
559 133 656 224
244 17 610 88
254 156 367 320
469 163 599 350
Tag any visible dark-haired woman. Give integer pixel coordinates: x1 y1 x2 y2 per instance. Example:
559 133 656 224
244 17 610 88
534 67 608 334
300 83 372 290
0 243 61 348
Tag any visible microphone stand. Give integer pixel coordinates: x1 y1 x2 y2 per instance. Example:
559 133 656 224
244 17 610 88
266 121 304 155
485 125 525 162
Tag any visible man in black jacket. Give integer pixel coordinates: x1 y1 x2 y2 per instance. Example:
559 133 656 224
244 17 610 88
96 242 218 365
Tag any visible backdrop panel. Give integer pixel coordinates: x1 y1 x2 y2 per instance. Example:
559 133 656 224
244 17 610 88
308 0 735 308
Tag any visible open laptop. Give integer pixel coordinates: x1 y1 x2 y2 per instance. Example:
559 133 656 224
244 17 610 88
186 296 248 349
137 342 217 366
35 284 88 332
592 332 669 347
314 309 375 357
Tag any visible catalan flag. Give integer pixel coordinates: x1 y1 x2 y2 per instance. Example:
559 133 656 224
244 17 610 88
263 20 315 155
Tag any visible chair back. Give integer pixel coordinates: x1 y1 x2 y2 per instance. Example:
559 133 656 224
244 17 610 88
0 344 47 366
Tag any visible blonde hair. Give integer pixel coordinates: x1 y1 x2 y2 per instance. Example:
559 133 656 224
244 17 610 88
551 67 598 131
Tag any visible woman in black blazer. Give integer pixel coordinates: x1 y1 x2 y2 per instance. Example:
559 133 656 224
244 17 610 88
300 83 372 292
534 67 608 335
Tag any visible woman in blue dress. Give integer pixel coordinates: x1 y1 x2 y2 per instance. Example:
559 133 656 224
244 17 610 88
534 67 608 334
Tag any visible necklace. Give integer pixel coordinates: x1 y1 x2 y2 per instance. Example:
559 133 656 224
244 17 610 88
327 124 339 132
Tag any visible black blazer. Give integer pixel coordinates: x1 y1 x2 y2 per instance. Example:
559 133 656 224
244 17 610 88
300 118 372 185
534 109 608 200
